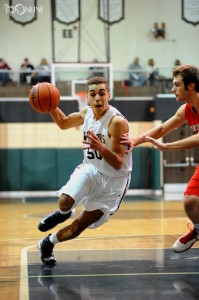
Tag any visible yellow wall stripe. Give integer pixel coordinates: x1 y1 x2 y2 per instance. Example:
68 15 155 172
0 122 161 149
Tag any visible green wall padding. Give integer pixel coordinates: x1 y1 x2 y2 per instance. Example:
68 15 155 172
0 149 22 190
56 149 83 188
21 149 57 190
0 147 161 191
130 147 151 189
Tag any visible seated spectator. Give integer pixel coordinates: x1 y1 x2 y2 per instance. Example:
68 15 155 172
128 57 146 86
20 58 34 84
174 59 181 67
146 58 159 86
89 59 104 78
0 58 11 86
31 58 51 85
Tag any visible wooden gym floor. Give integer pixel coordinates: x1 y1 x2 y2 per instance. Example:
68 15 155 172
1 196 199 300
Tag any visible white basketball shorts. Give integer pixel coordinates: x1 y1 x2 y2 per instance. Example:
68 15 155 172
57 162 130 228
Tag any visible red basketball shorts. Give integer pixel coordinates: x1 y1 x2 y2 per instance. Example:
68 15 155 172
184 165 199 196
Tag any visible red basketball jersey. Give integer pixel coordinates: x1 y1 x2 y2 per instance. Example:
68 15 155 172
185 103 199 133
184 104 199 196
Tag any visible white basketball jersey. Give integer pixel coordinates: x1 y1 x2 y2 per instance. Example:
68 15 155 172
82 105 132 177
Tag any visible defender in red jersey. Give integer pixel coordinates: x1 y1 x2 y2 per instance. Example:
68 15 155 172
121 64 199 253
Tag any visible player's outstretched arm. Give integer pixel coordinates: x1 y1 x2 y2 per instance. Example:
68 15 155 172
50 106 88 130
141 136 169 151
142 134 199 151
121 104 187 153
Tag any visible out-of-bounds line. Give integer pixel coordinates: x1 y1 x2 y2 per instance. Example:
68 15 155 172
20 245 35 300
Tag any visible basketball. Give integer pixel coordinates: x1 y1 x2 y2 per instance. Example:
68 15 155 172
29 82 60 113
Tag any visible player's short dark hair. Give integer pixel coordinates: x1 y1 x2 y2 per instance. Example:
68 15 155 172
86 77 110 91
173 64 199 92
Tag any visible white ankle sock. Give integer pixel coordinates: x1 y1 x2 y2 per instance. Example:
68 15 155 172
49 233 60 244
59 209 70 215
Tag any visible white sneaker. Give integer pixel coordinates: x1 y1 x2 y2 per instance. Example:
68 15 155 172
172 223 199 253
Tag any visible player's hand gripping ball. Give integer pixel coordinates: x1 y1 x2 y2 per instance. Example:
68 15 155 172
29 82 60 113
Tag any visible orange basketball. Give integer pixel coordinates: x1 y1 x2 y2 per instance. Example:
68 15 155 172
29 82 60 113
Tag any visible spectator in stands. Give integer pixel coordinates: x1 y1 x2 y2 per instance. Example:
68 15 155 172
128 57 146 86
89 59 104 78
174 59 181 67
0 58 11 86
146 58 159 86
31 58 51 85
20 58 34 84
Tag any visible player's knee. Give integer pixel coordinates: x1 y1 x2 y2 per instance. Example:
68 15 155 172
58 194 75 211
184 195 199 213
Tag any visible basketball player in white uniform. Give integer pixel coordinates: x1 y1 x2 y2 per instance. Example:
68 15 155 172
38 77 132 264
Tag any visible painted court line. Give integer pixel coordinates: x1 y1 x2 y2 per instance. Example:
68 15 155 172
31 271 199 278
20 245 35 300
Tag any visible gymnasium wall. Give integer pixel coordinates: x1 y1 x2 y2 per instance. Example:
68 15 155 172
0 96 182 192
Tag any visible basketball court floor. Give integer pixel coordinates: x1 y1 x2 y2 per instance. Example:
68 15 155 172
1 196 199 300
